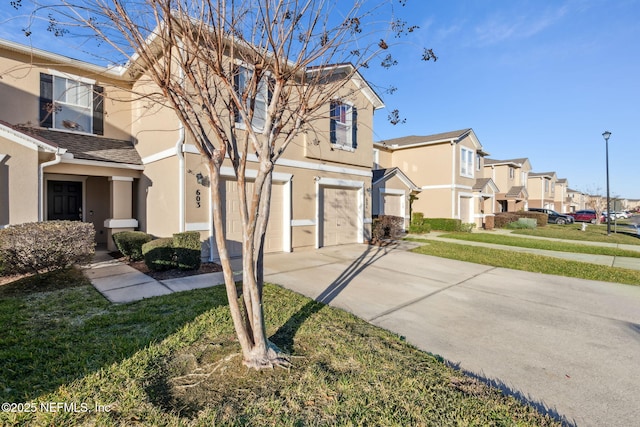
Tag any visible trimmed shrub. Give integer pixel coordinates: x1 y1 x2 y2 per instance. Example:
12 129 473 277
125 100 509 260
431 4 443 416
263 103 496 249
372 215 405 242
423 218 462 232
494 212 520 228
484 215 495 230
112 231 152 261
173 231 202 270
515 211 547 227
142 238 175 271
409 212 431 234
0 221 95 275
507 218 537 229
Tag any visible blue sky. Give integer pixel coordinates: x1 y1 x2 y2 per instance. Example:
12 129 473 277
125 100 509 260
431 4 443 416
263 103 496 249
2 0 639 199
365 0 640 200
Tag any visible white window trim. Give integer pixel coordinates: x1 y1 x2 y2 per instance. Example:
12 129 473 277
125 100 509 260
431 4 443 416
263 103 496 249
49 74 95 134
234 62 269 133
460 147 474 178
331 99 355 152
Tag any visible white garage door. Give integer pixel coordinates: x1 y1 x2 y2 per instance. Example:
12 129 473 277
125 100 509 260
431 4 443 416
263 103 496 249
322 186 358 246
382 193 403 218
225 179 283 257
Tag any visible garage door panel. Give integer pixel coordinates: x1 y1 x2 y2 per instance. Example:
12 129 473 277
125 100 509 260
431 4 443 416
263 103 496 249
382 193 403 218
322 186 358 247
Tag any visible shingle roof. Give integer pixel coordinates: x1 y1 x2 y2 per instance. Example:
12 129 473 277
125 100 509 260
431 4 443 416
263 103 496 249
484 157 529 166
472 178 492 191
377 128 472 148
506 185 527 198
14 126 142 165
372 167 420 191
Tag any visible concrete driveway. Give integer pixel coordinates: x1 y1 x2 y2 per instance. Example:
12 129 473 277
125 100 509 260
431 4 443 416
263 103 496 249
264 243 640 427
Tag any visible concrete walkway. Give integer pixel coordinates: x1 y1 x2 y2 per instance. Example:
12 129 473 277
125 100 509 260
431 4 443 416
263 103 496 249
82 250 231 303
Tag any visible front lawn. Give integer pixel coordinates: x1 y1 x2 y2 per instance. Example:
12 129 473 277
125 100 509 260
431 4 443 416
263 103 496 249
0 269 558 426
439 232 640 258
512 224 640 244
409 240 640 286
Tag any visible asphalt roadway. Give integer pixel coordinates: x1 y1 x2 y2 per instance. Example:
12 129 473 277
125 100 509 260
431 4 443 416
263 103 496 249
263 242 640 427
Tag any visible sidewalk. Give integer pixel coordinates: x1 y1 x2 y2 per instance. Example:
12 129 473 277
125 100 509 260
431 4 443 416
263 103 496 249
409 231 640 271
82 250 234 303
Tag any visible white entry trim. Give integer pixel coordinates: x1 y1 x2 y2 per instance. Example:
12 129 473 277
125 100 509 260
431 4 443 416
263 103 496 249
315 177 365 248
104 218 138 228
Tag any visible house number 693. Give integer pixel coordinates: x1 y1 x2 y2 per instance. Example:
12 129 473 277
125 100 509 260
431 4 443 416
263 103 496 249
196 189 201 208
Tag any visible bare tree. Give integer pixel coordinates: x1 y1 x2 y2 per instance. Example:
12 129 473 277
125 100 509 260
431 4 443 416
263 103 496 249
17 0 433 369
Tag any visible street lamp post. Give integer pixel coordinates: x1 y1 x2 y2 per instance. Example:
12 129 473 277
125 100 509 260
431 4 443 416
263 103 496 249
602 131 612 235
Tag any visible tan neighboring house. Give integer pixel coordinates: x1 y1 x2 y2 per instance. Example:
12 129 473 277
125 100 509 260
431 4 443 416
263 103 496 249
527 172 557 209
483 157 531 212
567 188 587 212
554 178 570 213
374 129 497 228
0 38 384 257
371 167 420 229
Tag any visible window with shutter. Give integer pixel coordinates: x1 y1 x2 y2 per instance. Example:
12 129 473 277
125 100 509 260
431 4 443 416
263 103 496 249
329 101 356 151
39 73 103 135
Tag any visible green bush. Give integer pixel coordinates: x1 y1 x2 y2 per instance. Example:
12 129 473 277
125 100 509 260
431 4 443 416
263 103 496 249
507 218 537 229
423 218 462 232
0 221 95 275
409 212 431 234
142 238 175 271
494 213 520 228
173 231 202 270
112 231 152 261
459 223 476 233
515 211 547 227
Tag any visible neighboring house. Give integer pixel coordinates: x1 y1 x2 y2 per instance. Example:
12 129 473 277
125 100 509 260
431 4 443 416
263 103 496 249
483 157 531 212
554 178 570 213
0 38 384 257
371 167 420 229
527 172 557 209
567 188 587 212
373 129 497 228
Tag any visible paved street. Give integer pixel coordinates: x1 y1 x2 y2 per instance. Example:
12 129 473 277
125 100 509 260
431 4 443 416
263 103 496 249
264 243 640 427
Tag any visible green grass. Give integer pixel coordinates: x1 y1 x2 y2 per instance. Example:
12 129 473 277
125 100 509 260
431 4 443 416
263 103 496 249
512 224 640 244
409 240 640 286
439 232 640 258
0 268 559 426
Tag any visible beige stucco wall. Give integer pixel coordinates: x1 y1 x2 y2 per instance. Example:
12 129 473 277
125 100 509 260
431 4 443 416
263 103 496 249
0 138 40 226
138 156 180 238
0 49 133 141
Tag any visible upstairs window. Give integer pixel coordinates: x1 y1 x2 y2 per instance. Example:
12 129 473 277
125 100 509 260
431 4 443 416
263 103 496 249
40 73 103 135
460 147 474 178
330 101 357 150
234 65 269 131
509 167 514 179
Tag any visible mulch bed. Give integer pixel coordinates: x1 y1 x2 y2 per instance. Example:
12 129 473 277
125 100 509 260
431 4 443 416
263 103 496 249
109 252 223 281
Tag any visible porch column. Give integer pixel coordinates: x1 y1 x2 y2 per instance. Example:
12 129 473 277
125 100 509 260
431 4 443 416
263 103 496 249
104 176 138 251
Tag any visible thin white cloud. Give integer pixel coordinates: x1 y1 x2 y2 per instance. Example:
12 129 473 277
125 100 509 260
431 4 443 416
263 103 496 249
473 4 570 46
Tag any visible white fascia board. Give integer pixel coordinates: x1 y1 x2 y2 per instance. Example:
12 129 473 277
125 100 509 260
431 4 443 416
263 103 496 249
0 124 58 153
60 158 145 170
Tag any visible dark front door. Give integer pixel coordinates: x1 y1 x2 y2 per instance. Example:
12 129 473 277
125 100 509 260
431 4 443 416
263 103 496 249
47 181 83 221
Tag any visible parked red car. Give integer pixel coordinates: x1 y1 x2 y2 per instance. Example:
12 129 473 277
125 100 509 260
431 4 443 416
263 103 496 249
569 210 599 223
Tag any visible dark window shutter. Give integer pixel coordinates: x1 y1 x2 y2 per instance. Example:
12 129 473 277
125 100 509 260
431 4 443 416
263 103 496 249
329 101 337 145
92 85 104 135
351 106 358 149
39 73 53 128
233 66 241 123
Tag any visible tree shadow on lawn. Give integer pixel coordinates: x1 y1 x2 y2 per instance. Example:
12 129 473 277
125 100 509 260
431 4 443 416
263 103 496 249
270 242 400 353
0 270 230 404
443 358 578 427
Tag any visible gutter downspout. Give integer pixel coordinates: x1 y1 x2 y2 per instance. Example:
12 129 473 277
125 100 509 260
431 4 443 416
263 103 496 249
451 141 456 218
39 148 67 221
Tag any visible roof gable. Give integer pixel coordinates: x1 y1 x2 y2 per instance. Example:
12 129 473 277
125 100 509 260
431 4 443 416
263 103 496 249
372 167 420 191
